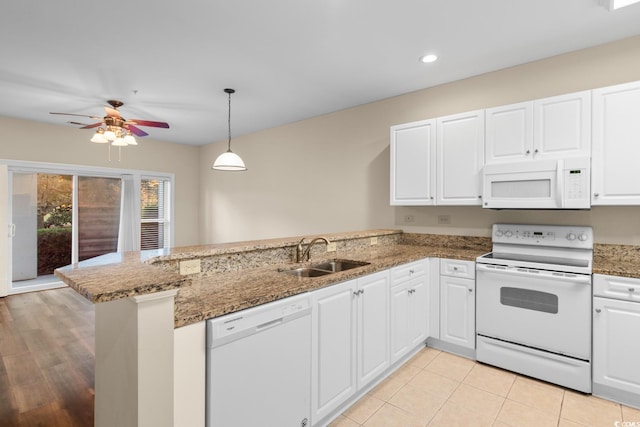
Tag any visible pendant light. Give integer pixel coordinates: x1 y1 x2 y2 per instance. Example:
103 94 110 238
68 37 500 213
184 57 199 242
212 88 247 171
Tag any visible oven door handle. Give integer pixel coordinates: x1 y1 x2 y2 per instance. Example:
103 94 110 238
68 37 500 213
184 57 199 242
476 264 591 284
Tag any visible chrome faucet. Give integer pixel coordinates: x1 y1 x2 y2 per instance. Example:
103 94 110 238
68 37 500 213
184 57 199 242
296 237 331 263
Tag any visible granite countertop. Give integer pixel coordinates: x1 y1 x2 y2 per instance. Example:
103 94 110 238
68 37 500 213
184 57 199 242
173 243 485 328
55 229 640 329
593 244 640 278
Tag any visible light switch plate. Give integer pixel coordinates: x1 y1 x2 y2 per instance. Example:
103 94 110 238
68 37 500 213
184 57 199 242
180 259 201 275
370 236 378 246
326 242 337 252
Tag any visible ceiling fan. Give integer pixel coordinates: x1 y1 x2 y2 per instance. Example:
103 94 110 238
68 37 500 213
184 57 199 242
50 99 170 145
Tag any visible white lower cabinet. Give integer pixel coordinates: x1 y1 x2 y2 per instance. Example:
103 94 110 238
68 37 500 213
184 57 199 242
593 275 640 407
439 259 475 350
311 270 389 424
390 259 430 364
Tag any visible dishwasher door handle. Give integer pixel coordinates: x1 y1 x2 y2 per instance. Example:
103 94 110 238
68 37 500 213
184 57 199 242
256 317 283 331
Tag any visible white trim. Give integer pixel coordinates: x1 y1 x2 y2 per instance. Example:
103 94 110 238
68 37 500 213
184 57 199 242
1 158 175 296
0 158 174 181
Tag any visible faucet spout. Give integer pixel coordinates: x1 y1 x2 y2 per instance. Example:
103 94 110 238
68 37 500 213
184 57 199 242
296 237 331 263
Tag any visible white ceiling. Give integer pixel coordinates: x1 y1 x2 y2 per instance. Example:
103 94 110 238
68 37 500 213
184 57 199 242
2 0 640 146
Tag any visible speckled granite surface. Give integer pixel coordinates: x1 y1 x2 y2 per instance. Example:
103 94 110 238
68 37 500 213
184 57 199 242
54 229 492 328
57 229 640 328
173 242 489 328
593 244 640 278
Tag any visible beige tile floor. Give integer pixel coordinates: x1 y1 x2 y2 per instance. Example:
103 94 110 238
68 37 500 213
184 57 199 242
329 347 640 427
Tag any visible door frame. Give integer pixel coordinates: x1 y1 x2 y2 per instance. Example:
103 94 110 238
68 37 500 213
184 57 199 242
0 159 174 296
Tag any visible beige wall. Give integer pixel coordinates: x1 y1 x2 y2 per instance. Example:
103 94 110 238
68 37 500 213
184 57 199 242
199 35 640 245
0 116 200 246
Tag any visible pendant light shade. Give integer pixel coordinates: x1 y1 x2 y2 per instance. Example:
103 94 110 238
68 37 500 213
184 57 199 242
212 88 247 171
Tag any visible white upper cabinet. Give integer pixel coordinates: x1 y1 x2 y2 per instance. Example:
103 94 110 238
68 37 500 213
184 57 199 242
485 91 591 164
390 119 436 205
485 101 533 163
436 110 485 205
592 81 640 205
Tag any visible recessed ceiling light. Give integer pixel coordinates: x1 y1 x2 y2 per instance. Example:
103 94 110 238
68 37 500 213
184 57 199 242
601 0 640 10
419 54 438 64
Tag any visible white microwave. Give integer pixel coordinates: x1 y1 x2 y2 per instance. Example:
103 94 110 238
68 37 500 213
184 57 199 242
482 157 590 209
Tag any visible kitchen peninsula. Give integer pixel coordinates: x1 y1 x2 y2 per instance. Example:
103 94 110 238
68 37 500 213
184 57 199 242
55 229 640 427
55 229 489 427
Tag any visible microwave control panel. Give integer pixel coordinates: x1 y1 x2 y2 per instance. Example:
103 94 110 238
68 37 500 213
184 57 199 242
564 168 588 200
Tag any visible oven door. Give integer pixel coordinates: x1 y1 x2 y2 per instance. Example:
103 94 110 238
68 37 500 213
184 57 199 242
476 264 591 360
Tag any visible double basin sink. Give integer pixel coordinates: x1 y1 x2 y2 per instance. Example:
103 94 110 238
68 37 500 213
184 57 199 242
280 259 370 278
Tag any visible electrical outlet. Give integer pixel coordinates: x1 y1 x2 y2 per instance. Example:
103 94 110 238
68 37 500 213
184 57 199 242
326 242 337 252
404 215 415 223
370 236 378 246
438 215 451 225
179 259 201 275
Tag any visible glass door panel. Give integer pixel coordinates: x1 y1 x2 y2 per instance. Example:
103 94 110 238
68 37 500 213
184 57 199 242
77 176 122 261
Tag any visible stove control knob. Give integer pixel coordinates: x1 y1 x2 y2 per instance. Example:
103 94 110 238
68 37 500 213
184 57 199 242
567 233 576 241
495 230 503 237
578 233 588 242
504 231 513 238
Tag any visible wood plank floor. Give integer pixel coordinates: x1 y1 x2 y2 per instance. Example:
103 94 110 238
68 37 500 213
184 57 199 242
0 288 95 426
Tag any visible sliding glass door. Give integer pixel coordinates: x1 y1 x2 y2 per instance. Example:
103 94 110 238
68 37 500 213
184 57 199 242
10 173 122 294
0 161 174 296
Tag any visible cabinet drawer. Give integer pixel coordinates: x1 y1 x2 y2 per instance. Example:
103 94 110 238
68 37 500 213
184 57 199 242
594 274 640 302
391 260 426 285
440 258 475 279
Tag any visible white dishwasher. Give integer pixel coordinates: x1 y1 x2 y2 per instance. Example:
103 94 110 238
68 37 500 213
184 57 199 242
206 293 312 427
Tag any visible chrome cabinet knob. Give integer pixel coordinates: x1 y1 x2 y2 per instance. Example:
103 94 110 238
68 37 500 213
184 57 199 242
595 308 602 313
526 150 531 155
629 288 636 292
468 288 473 293
594 193 599 198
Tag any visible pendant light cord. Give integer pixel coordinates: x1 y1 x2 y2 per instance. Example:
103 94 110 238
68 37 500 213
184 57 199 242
227 90 232 152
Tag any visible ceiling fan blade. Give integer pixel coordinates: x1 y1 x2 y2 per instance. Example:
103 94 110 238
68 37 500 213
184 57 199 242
104 105 121 118
127 119 170 128
50 112 103 120
123 124 148 137
80 122 104 129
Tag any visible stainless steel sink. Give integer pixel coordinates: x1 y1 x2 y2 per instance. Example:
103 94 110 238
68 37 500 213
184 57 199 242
280 267 334 278
279 259 370 277
309 259 370 273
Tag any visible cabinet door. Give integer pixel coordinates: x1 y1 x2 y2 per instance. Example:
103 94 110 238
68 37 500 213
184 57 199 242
357 271 390 388
311 279 357 422
408 276 429 348
534 91 591 160
390 282 410 364
436 110 485 205
592 81 640 205
485 101 533 164
440 275 475 349
390 119 436 205
593 296 640 395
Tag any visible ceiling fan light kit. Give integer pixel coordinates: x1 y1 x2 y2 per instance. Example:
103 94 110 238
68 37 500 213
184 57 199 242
50 99 169 161
212 88 247 171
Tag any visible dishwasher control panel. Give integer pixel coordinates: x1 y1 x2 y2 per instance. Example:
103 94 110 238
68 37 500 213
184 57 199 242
207 294 311 346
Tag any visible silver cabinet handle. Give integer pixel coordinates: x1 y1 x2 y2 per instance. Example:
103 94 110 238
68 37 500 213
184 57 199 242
526 150 531 155
534 149 539 154
594 193 599 198
468 288 473 293
629 288 636 292
353 291 359 297
595 308 602 313
409 269 414 275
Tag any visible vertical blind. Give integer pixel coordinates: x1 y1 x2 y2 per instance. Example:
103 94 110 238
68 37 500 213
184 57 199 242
140 178 170 250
